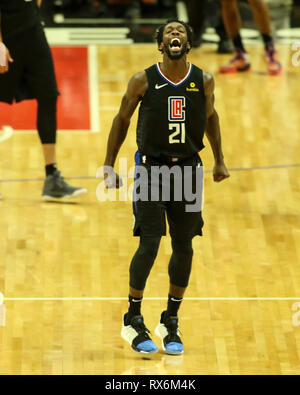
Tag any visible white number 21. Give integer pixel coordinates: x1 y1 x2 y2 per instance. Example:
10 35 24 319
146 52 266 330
169 123 186 144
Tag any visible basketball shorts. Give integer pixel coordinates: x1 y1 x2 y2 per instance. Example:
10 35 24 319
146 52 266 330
0 23 59 104
133 151 204 239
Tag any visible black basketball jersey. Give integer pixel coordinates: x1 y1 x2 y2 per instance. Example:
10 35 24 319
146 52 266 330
0 0 40 39
136 63 206 159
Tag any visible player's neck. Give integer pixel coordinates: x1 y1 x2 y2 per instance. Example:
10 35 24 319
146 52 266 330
160 56 190 83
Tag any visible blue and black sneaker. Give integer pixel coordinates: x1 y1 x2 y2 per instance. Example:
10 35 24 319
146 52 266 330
121 313 158 355
155 311 184 355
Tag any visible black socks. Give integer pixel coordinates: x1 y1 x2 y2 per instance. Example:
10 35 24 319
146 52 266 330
233 34 246 53
45 163 57 177
261 33 274 50
166 294 183 317
128 295 143 318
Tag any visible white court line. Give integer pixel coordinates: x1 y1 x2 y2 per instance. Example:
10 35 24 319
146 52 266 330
88 45 100 133
2 297 300 302
0 126 14 144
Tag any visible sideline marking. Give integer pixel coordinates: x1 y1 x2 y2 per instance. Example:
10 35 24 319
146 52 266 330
0 126 14 144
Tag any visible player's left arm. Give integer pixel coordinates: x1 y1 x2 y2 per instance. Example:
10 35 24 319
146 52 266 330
204 72 230 182
37 0 42 7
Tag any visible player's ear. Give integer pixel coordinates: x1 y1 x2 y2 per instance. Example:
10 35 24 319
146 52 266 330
159 42 164 52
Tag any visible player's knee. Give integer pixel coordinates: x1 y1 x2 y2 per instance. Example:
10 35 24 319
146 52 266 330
139 236 161 261
129 236 161 290
168 239 193 288
171 238 193 260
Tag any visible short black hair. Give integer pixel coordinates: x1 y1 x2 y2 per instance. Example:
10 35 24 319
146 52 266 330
155 18 194 53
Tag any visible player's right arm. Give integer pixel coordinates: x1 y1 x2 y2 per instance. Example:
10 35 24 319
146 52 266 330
0 9 14 74
103 71 148 188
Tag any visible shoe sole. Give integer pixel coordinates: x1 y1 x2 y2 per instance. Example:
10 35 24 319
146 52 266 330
268 68 283 76
121 324 158 355
219 65 251 73
155 323 184 355
42 188 87 200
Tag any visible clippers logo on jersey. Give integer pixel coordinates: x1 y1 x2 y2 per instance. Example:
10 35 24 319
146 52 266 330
168 97 186 122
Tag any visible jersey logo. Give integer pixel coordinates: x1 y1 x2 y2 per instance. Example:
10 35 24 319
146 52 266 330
155 83 168 90
186 81 199 92
168 96 186 122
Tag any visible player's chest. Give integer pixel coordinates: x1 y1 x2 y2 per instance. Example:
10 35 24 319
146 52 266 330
146 83 203 112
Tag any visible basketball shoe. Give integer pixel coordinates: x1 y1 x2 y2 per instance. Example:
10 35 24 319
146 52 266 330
42 169 87 200
121 313 158 354
155 311 184 355
265 47 282 75
219 50 251 73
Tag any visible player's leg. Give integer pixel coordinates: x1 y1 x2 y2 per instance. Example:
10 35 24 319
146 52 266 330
215 12 233 54
36 94 87 199
184 0 208 48
155 237 194 355
121 235 161 354
248 0 282 74
26 24 87 199
155 156 204 354
121 156 166 354
219 0 251 73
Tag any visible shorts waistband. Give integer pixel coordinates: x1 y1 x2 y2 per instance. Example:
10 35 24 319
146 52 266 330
139 152 201 165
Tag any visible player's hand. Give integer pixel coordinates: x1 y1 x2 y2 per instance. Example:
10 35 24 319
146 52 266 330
213 162 230 182
0 43 14 74
104 167 123 189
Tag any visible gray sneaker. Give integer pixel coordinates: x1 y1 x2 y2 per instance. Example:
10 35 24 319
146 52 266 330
42 170 87 200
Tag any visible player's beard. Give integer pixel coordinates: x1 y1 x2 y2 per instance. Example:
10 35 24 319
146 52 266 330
164 42 189 60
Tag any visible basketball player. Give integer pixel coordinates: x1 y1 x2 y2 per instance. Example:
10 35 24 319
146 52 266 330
0 0 87 200
219 0 282 75
104 19 230 355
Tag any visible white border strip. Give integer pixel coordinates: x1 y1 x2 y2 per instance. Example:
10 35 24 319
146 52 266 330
88 45 100 133
0 126 14 144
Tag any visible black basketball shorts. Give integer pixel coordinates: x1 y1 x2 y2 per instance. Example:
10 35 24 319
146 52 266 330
133 151 204 239
0 23 59 104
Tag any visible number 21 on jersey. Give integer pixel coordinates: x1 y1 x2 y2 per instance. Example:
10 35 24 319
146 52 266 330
168 96 186 144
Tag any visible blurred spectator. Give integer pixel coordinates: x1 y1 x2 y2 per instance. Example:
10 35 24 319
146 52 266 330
89 0 108 16
125 0 142 18
219 0 282 75
185 0 233 53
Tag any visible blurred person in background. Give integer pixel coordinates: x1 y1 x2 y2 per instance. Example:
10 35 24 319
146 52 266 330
0 0 87 200
124 0 175 19
219 0 282 75
185 0 233 53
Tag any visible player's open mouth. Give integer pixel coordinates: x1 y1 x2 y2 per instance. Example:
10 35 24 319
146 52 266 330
169 38 182 53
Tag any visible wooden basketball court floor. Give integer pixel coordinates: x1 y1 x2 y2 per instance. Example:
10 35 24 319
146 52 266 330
0 44 300 375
